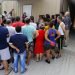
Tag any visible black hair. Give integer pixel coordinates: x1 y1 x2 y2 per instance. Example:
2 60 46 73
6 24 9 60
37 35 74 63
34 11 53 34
11 17 16 23
6 19 12 25
46 14 50 19
15 16 20 21
30 16 34 22
57 16 62 21
2 19 7 24
51 15 55 19
45 18 50 22
39 15 45 19
60 12 65 16
15 26 21 33
56 14 60 18
49 22 54 28
25 18 30 24
4 11 7 14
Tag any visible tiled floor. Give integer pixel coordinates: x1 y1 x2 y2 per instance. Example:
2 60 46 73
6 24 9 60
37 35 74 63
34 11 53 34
0 38 75 75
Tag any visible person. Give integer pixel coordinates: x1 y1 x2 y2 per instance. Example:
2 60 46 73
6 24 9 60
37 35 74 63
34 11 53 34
12 16 25 27
9 9 15 18
57 16 66 56
44 22 60 64
11 17 16 23
44 18 55 31
46 14 50 19
6 19 16 42
1 19 7 26
63 12 71 45
9 26 28 73
22 18 36 65
2 11 8 20
38 15 45 29
0 17 11 75
6 19 16 64
34 24 45 62
0 17 4 70
60 12 65 21
30 16 37 29
22 12 27 23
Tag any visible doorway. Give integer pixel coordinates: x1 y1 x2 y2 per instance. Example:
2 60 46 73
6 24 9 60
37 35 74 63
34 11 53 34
23 5 32 17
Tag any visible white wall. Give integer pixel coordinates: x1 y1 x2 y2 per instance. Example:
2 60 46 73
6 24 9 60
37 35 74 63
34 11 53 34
2 0 61 21
19 0 61 21
2 0 19 16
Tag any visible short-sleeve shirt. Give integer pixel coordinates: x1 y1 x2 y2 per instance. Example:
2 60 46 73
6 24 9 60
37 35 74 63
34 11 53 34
12 21 25 27
6 26 16 42
0 26 9 50
30 22 37 29
9 33 28 53
22 24 36 42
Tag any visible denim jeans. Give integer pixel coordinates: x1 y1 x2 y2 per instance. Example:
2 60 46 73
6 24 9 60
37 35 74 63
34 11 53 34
13 51 26 73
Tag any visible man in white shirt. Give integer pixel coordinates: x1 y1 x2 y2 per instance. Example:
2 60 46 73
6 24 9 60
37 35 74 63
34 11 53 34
2 11 9 19
6 19 16 42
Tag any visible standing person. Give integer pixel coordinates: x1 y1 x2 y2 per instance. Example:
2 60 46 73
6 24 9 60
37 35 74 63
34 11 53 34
9 9 15 18
34 25 45 62
30 16 37 29
22 18 36 65
63 12 71 45
22 12 27 23
0 17 11 75
6 19 15 42
6 19 16 64
12 16 25 27
38 16 45 29
9 26 28 73
2 11 8 20
44 22 60 64
57 16 66 56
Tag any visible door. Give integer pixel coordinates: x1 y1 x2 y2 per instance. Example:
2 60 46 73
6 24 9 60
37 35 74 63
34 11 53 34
23 5 32 17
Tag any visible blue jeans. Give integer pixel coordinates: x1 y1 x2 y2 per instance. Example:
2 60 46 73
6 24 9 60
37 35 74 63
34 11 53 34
13 51 26 73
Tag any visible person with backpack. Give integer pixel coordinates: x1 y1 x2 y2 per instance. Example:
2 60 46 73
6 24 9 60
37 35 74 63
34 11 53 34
44 22 60 64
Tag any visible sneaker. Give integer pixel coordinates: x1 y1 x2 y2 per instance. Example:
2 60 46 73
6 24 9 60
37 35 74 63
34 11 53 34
45 60 50 64
36 59 39 62
52 56 55 60
21 68 27 74
13 68 18 73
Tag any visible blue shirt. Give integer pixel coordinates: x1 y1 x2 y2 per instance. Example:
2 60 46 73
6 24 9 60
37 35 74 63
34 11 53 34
22 25 36 42
0 26 9 50
9 33 28 53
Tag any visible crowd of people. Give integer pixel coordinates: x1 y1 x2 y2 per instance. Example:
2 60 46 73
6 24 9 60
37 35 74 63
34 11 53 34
0 11 71 75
